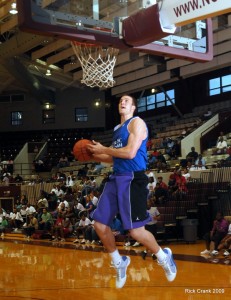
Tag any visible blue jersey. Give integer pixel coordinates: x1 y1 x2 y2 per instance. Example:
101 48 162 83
112 116 148 173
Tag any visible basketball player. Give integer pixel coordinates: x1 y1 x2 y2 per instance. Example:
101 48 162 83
87 94 177 288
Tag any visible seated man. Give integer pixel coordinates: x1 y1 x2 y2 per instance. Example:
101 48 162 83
39 208 53 231
213 137 227 155
201 211 229 256
186 147 198 164
73 212 92 244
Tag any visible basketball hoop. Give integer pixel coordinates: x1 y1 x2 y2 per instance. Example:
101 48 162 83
71 41 119 89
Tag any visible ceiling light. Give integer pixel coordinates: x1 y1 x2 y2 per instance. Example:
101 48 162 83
46 69 51 76
95 99 101 107
9 2 18 15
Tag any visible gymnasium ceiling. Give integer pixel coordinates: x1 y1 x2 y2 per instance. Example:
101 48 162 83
0 0 231 102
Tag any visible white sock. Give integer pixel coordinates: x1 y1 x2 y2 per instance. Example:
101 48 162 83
155 248 167 263
110 250 121 267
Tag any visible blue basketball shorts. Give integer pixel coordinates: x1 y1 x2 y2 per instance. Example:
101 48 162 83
91 171 151 230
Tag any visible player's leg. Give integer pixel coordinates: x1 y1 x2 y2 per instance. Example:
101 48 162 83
124 172 177 282
91 175 130 288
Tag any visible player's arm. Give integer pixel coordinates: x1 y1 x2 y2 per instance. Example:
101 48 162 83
91 153 113 164
88 118 147 159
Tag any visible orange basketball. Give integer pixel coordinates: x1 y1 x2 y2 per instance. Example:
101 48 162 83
73 139 93 161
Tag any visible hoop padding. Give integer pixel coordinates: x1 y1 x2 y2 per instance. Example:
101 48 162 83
71 42 119 88
122 4 171 46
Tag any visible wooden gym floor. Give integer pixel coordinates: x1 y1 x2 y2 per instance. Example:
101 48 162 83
0 235 230 300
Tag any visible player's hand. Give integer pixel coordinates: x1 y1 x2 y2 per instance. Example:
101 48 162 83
87 140 105 155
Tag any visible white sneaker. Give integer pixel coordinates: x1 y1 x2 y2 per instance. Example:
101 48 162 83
223 250 230 256
158 248 177 282
80 239 86 244
115 256 131 288
211 250 219 256
132 242 140 247
86 240 90 244
91 240 95 244
124 242 131 247
73 239 79 243
200 249 210 255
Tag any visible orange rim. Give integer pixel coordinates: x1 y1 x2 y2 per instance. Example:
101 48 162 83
72 27 112 48
71 40 98 48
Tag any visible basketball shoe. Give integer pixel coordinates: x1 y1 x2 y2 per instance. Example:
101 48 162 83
210 250 219 256
200 249 210 255
115 256 131 288
158 248 177 282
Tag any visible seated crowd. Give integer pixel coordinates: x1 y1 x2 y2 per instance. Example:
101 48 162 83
0 163 231 258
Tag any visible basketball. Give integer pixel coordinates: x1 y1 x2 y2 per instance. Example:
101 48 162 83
73 139 93 161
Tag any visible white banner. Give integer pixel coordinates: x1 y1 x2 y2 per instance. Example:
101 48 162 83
158 0 231 27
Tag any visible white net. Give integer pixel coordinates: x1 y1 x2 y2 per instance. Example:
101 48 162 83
71 42 119 89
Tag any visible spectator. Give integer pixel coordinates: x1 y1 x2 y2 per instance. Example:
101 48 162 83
172 169 188 199
156 151 167 172
182 168 191 182
14 174 23 183
216 131 227 143
147 176 157 197
50 213 66 242
25 203 36 216
0 215 8 238
213 136 227 155
73 212 92 244
165 138 175 158
194 154 206 170
2 174 10 186
154 182 169 204
88 190 99 208
56 185 65 202
23 213 38 240
200 211 229 256
66 175 74 187
157 176 168 190
186 147 198 164
20 205 27 224
146 169 155 179
33 159 45 172
9 208 24 231
85 220 100 244
84 194 95 217
38 208 53 231
20 195 28 206
148 148 160 168
57 153 69 168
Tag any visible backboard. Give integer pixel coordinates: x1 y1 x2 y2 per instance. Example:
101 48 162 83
17 0 214 62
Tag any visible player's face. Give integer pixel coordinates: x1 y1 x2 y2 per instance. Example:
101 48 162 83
118 96 136 116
